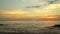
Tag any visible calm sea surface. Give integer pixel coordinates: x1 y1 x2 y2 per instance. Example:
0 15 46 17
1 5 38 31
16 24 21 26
0 21 60 27
0 21 60 34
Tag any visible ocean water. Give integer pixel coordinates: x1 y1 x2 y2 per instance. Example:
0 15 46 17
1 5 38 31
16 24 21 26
0 21 60 34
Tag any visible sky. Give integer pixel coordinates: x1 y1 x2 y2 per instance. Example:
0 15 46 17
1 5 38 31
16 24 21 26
0 0 60 20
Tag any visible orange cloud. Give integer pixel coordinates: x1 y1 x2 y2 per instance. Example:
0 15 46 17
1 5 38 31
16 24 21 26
1 10 26 15
0 9 28 18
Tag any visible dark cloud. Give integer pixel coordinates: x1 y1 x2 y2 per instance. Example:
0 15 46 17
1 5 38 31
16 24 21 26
26 0 58 8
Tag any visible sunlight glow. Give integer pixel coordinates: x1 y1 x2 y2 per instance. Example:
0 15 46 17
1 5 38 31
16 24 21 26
2 10 26 15
43 14 57 18
45 4 60 9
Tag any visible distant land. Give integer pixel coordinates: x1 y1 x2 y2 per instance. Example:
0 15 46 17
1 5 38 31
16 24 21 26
0 18 60 21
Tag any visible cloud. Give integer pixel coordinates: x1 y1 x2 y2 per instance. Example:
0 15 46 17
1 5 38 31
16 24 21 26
0 3 60 19
0 9 43 18
22 0 27 2
0 9 29 18
45 4 60 9
25 4 60 17
26 0 58 8
32 0 39 2
22 0 39 2
0 9 27 15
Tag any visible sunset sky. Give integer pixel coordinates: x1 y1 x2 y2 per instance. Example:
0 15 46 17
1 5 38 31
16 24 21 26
0 0 60 20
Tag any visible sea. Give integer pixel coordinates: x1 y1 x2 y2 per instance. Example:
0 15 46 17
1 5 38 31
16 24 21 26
0 21 60 34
